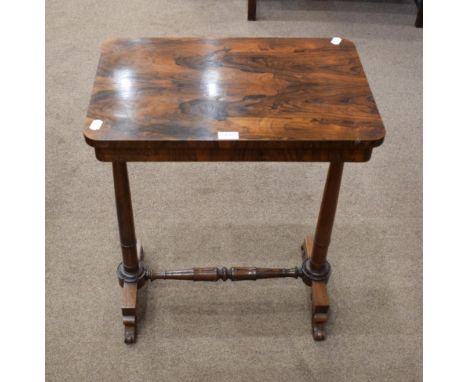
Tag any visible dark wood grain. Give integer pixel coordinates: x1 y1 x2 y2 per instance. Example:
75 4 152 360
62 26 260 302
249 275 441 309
83 38 385 344
122 282 137 344
84 38 385 162
310 161 343 270
300 161 344 340
148 266 302 281
311 282 329 341
112 162 139 273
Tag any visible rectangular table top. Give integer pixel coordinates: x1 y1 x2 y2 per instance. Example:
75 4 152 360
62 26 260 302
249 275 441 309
84 37 385 162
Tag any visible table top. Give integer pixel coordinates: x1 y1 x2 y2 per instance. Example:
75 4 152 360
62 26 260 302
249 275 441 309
84 37 385 162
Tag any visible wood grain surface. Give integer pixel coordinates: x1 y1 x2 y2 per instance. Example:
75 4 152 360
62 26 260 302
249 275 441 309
84 38 385 162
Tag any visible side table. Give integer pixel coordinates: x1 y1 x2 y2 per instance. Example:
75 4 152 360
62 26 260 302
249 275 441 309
84 37 385 343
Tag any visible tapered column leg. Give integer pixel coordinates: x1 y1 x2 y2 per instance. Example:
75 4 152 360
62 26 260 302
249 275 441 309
302 161 344 340
112 161 146 343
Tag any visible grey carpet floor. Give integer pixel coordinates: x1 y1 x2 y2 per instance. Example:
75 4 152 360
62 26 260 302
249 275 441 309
46 0 422 381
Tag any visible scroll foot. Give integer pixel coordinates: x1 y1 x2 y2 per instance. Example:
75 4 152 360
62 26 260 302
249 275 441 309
311 281 329 342
122 282 138 344
123 317 136 344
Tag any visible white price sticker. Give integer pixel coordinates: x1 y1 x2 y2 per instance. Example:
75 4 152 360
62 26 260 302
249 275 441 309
217 131 239 140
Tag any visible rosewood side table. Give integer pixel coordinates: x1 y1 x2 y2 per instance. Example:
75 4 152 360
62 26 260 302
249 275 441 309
83 37 385 344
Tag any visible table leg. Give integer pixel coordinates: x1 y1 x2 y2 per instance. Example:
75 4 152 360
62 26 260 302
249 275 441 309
248 0 256 21
111 161 343 343
112 161 147 344
302 161 344 340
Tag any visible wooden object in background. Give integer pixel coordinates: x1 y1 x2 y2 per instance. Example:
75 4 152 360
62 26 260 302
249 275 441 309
83 37 385 343
248 0 256 20
247 0 423 28
415 0 423 28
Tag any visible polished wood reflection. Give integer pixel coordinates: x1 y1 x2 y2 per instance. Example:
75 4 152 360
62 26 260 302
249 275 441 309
84 38 385 162
83 38 385 343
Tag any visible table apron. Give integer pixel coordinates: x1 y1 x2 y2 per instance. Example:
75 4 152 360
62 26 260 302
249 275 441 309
94 147 373 162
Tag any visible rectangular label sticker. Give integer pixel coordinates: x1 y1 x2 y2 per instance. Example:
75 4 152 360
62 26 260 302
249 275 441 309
217 131 239 140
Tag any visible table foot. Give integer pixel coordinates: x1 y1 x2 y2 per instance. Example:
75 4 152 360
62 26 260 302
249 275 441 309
311 281 329 341
118 242 146 344
302 235 331 341
122 282 138 344
123 316 136 344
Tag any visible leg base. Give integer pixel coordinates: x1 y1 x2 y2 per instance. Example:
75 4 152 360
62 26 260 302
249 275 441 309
302 235 331 341
122 282 138 344
311 281 329 341
119 242 146 344
117 242 147 288
116 236 333 343
301 235 331 282
123 316 136 344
